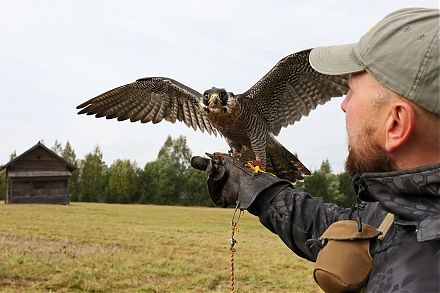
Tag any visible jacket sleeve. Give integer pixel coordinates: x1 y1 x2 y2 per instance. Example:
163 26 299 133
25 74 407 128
248 183 352 262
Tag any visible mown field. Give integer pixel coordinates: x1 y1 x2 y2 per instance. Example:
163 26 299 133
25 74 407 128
0 202 318 292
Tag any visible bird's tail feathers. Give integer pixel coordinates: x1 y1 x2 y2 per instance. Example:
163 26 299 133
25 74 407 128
266 137 311 182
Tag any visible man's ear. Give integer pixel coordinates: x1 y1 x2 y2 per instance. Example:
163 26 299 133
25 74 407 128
384 103 415 152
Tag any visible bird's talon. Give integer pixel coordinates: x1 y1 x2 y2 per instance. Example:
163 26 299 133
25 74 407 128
244 161 266 175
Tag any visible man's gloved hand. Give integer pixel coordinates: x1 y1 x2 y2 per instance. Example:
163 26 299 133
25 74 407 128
191 153 291 209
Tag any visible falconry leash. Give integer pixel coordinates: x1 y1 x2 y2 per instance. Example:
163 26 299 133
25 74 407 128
230 200 243 292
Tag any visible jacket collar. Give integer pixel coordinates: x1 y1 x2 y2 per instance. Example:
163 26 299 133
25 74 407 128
353 163 440 242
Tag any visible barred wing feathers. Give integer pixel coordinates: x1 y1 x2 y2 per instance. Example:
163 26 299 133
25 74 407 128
239 49 349 136
76 77 217 136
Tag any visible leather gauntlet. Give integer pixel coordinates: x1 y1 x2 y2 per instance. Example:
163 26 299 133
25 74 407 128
191 153 291 209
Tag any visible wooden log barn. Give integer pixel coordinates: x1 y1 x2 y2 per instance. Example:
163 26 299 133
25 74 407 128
0 142 76 204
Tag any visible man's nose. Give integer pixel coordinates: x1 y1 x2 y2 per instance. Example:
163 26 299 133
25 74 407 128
341 92 350 113
341 98 347 113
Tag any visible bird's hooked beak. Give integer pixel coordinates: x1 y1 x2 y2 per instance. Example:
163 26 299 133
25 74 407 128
205 93 226 113
208 93 220 106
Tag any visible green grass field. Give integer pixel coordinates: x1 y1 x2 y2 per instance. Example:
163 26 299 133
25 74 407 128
0 202 318 292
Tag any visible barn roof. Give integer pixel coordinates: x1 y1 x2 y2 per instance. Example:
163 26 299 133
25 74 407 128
0 141 76 172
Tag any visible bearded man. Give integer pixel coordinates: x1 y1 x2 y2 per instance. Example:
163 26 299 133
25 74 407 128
192 8 439 293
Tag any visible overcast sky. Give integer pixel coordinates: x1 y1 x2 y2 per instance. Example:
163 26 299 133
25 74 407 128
1 1 438 172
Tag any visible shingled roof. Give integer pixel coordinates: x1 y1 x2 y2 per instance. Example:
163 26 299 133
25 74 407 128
0 141 76 172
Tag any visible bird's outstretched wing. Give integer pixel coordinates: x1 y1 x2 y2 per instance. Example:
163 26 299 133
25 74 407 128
76 77 218 135
238 49 349 136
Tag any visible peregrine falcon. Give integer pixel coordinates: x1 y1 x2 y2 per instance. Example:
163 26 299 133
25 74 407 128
76 49 348 182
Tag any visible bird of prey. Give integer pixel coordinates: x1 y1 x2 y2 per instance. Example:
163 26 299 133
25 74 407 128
77 49 348 182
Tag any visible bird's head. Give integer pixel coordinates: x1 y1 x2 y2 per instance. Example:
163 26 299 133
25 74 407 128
202 87 234 114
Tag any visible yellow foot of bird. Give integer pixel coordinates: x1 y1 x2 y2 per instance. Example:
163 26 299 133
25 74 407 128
244 160 266 175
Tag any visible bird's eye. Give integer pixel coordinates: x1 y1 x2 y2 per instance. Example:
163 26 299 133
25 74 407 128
203 94 209 105
220 92 228 106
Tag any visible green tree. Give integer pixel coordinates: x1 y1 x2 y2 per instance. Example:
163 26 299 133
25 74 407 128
181 167 211 206
140 135 210 206
140 160 162 204
338 172 356 207
62 141 80 201
78 146 108 202
297 170 328 199
52 140 63 156
156 135 192 174
297 159 347 206
320 158 332 174
156 135 191 204
9 151 16 161
62 141 76 164
107 159 139 203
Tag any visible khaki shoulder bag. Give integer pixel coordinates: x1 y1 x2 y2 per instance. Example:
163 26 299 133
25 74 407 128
313 213 394 293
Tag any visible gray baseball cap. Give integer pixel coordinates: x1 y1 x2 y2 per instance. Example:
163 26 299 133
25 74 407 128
310 8 440 116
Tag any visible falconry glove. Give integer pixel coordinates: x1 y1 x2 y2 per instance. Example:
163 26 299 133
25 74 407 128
191 153 291 209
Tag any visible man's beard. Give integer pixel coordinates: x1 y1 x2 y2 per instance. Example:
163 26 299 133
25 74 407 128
345 127 396 177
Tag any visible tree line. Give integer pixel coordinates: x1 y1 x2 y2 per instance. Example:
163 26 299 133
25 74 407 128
0 136 355 207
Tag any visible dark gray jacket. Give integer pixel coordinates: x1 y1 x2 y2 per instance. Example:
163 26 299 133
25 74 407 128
248 163 440 293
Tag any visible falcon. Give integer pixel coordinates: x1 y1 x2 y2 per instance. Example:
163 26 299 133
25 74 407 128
77 49 348 182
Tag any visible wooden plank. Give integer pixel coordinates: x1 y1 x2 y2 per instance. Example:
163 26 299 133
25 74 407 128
8 146 72 172
5 177 10 204
8 171 71 177
8 195 69 204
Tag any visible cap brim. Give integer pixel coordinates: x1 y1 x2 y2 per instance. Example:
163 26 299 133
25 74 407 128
309 44 365 75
